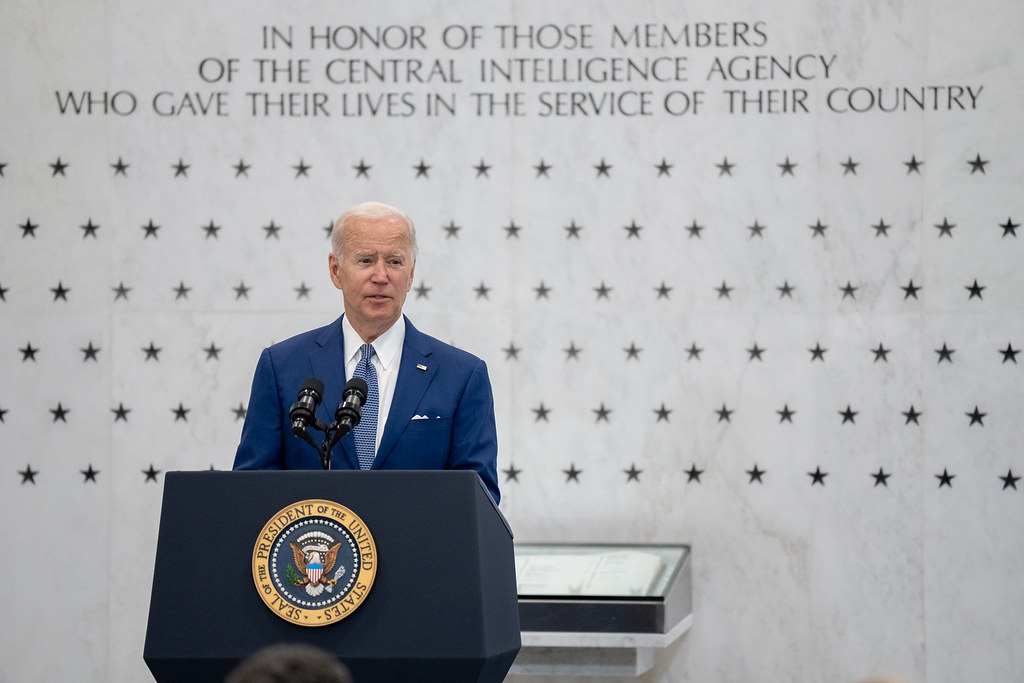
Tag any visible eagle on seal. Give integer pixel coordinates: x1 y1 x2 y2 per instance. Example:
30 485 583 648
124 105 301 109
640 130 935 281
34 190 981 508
290 540 342 597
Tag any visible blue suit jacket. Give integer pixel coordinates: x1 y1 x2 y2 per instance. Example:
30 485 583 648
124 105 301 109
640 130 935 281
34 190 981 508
233 315 500 503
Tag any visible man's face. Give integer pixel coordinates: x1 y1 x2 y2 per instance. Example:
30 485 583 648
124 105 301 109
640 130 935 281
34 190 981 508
328 214 415 342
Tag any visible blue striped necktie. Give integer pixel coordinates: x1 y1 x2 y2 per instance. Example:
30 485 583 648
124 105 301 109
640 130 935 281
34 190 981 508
353 343 379 469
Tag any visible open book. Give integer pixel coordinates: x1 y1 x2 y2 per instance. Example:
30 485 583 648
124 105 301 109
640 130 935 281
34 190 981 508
515 550 664 597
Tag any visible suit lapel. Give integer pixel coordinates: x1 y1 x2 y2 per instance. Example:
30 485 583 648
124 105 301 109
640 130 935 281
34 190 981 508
308 316 359 470
374 318 435 469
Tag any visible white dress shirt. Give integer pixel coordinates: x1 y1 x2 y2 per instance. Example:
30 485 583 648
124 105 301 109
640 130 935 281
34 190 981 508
342 315 405 452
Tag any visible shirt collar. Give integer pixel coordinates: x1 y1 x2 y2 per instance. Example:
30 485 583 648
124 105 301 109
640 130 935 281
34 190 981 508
342 315 404 371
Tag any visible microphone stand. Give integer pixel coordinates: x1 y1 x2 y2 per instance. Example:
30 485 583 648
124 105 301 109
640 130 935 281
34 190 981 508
292 419 356 470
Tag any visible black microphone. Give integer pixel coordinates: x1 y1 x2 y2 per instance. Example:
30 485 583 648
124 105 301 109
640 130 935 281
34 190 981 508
333 377 368 434
289 377 324 438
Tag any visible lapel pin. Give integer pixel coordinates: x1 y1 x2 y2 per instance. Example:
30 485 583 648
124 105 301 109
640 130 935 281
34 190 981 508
417 364 427 371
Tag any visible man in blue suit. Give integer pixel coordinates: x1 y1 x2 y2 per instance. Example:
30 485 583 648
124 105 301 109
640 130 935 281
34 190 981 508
233 201 500 503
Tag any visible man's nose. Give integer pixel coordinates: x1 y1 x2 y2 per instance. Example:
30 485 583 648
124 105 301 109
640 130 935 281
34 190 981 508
370 261 389 282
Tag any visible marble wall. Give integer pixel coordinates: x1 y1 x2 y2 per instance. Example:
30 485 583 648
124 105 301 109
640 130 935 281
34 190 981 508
1 0 1021 681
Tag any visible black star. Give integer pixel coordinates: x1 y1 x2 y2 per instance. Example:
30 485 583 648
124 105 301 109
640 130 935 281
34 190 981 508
50 403 70 423
809 343 827 361
904 155 924 174
203 342 222 360
486 340 513 364
564 220 583 239
263 221 282 239
141 220 160 239
20 343 39 362
232 403 247 421
443 221 461 239
202 220 221 239
746 464 766 483
746 343 765 361
934 343 955 363
839 405 858 424
593 282 612 300
902 406 922 425
172 403 190 421
112 403 131 422
353 159 371 178
872 343 891 363
872 219 891 237
934 218 955 238
503 464 521 482
624 464 642 482
594 158 612 177
1000 217 1019 238
685 464 704 483
716 157 735 176
715 404 733 422
716 281 733 299
999 343 1019 364
172 158 190 177
19 218 39 238
534 159 552 178
808 220 828 238
234 281 251 300
473 282 490 299
592 403 612 422
967 154 989 174
534 282 551 299
685 220 704 239
808 467 828 485
413 159 431 178
0 406 6 423
294 282 311 300
112 281 131 301
840 282 858 299
935 468 955 488
655 158 673 176
747 220 766 238
142 342 161 361
0 160 6 176
623 220 642 239
50 281 70 301
654 403 672 422
50 157 69 176
532 403 550 421
0 282 7 301
143 464 161 483
840 156 859 175
965 279 985 300
173 281 191 300
232 159 250 177
563 464 582 483
81 465 100 483
902 280 921 299
473 159 492 177
504 221 522 239
414 282 431 300
777 281 795 299
111 157 129 176
80 342 100 362
777 404 796 423
777 156 797 176
966 406 986 426
292 159 311 178
654 282 672 299
872 468 891 487
19 464 38 485
564 342 582 361
1000 469 1021 490
80 219 100 238
685 343 703 361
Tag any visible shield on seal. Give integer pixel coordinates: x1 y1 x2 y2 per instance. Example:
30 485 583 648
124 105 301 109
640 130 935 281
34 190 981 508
306 562 323 584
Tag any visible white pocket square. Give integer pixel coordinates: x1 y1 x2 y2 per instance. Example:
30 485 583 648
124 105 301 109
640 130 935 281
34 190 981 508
412 414 429 420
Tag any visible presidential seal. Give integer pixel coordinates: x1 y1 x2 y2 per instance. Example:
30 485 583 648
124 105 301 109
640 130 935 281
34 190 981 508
252 499 377 627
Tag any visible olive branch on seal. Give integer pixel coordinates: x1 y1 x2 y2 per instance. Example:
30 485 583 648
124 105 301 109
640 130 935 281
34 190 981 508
285 563 303 586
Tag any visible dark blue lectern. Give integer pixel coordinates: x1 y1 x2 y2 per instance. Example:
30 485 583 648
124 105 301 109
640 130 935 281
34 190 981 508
143 470 520 682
